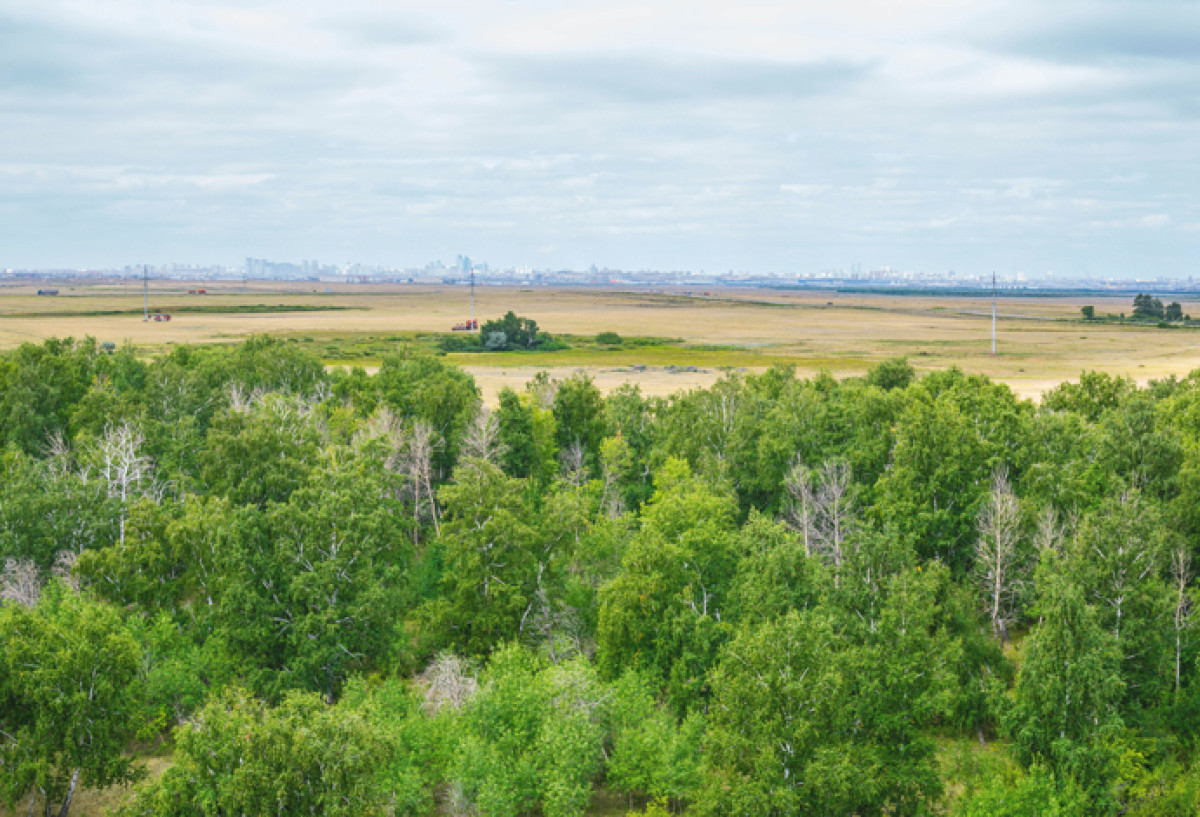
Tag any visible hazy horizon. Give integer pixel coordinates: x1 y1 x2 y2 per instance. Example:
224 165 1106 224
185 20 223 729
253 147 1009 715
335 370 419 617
3 0 1198 277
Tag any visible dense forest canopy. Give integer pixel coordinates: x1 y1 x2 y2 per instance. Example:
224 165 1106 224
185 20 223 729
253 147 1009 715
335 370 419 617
2 335 1200 816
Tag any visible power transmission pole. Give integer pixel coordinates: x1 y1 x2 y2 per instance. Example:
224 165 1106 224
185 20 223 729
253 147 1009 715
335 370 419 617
469 269 475 330
991 270 996 355
142 265 149 321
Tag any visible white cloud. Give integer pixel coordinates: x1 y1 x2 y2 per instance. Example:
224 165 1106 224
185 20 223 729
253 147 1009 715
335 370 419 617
0 0 1198 274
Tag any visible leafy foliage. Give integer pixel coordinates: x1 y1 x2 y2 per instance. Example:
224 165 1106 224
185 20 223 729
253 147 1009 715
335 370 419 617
1 335 1199 815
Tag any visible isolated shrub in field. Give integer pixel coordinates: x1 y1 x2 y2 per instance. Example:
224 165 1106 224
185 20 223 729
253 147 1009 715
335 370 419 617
481 312 542 350
596 332 622 345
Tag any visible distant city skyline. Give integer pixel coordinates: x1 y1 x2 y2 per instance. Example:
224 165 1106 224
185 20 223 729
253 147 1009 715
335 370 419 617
2 0 1199 277
9 256 1200 294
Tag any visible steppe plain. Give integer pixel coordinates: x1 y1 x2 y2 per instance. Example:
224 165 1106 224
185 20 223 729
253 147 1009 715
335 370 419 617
2 280 1198 400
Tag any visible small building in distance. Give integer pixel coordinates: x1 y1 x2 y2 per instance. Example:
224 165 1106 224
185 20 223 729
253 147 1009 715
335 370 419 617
36 289 59 295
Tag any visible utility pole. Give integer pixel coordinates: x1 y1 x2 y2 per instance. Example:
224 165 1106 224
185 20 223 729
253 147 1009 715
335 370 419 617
991 270 996 355
142 265 149 321
469 268 475 330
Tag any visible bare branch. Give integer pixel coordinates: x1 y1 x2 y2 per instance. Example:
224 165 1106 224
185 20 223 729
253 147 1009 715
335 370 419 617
90 421 159 545
560 440 588 487
418 652 478 715
973 468 1024 643
461 407 506 464
1033 506 1065 556
0 558 41 608
400 420 442 542
1172 545 1193 696
785 457 856 585
52 551 81 594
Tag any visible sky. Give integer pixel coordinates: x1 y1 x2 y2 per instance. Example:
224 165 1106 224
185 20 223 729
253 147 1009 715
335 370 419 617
2 0 1199 277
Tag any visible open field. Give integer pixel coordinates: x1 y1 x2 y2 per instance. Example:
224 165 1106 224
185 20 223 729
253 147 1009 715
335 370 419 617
3 280 1200 400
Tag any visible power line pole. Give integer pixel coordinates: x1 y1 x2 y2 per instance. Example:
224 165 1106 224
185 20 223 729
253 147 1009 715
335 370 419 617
991 270 997 355
143 265 149 321
469 268 475 330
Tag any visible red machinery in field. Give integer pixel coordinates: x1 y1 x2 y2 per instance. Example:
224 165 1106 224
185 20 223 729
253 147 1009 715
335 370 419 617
151 313 172 322
451 319 478 331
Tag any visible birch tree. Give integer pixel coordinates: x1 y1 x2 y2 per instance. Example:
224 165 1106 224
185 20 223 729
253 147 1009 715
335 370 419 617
0 587 144 817
1070 493 1173 708
784 458 856 584
1033 505 1066 556
92 421 158 545
973 469 1024 643
461 406 506 465
811 459 855 584
401 420 441 541
0 557 41 608
561 440 588 487
783 458 815 556
437 459 540 655
1171 545 1193 697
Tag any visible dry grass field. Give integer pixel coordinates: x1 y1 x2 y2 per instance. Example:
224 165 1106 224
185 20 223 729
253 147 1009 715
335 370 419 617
3 279 1199 400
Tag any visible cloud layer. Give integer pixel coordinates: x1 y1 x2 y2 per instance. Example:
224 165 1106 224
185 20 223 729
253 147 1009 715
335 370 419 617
2 0 1198 276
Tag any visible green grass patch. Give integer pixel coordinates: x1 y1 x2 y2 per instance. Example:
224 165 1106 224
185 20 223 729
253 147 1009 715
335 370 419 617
444 346 869 370
2 304 360 318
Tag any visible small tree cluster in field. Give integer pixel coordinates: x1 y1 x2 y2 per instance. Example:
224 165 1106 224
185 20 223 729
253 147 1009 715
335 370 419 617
1082 299 1189 324
480 311 550 351
1132 293 1185 322
4 338 1200 815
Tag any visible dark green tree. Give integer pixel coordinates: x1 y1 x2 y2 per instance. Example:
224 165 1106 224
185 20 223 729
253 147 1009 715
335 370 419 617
552 373 607 466
480 311 544 350
375 352 480 476
0 338 106 453
216 460 409 700
1006 553 1125 800
434 461 541 655
596 459 740 710
1132 294 1164 320
497 387 538 478
200 395 321 507
699 569 953 817
865 357 916 391
118 688 392 817
452 646 604 817
0 586 145 817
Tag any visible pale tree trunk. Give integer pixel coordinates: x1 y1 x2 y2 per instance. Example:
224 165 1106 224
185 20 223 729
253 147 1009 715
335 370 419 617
56 768 79 817
784 458 858 584
461 407 505 464
813 460 853 588
973 468 1022 644
1033 506 1065 556
784 459 814 557
402 421 441 544
1172 546 1192 697
1 558 42 607
561 440 588 487
95 421 156 546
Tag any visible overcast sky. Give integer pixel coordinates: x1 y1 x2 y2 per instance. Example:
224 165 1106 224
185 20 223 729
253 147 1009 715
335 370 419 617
2 0 1198 276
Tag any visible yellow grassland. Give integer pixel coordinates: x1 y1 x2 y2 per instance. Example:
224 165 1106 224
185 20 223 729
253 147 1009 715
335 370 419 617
2 281 1199 400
